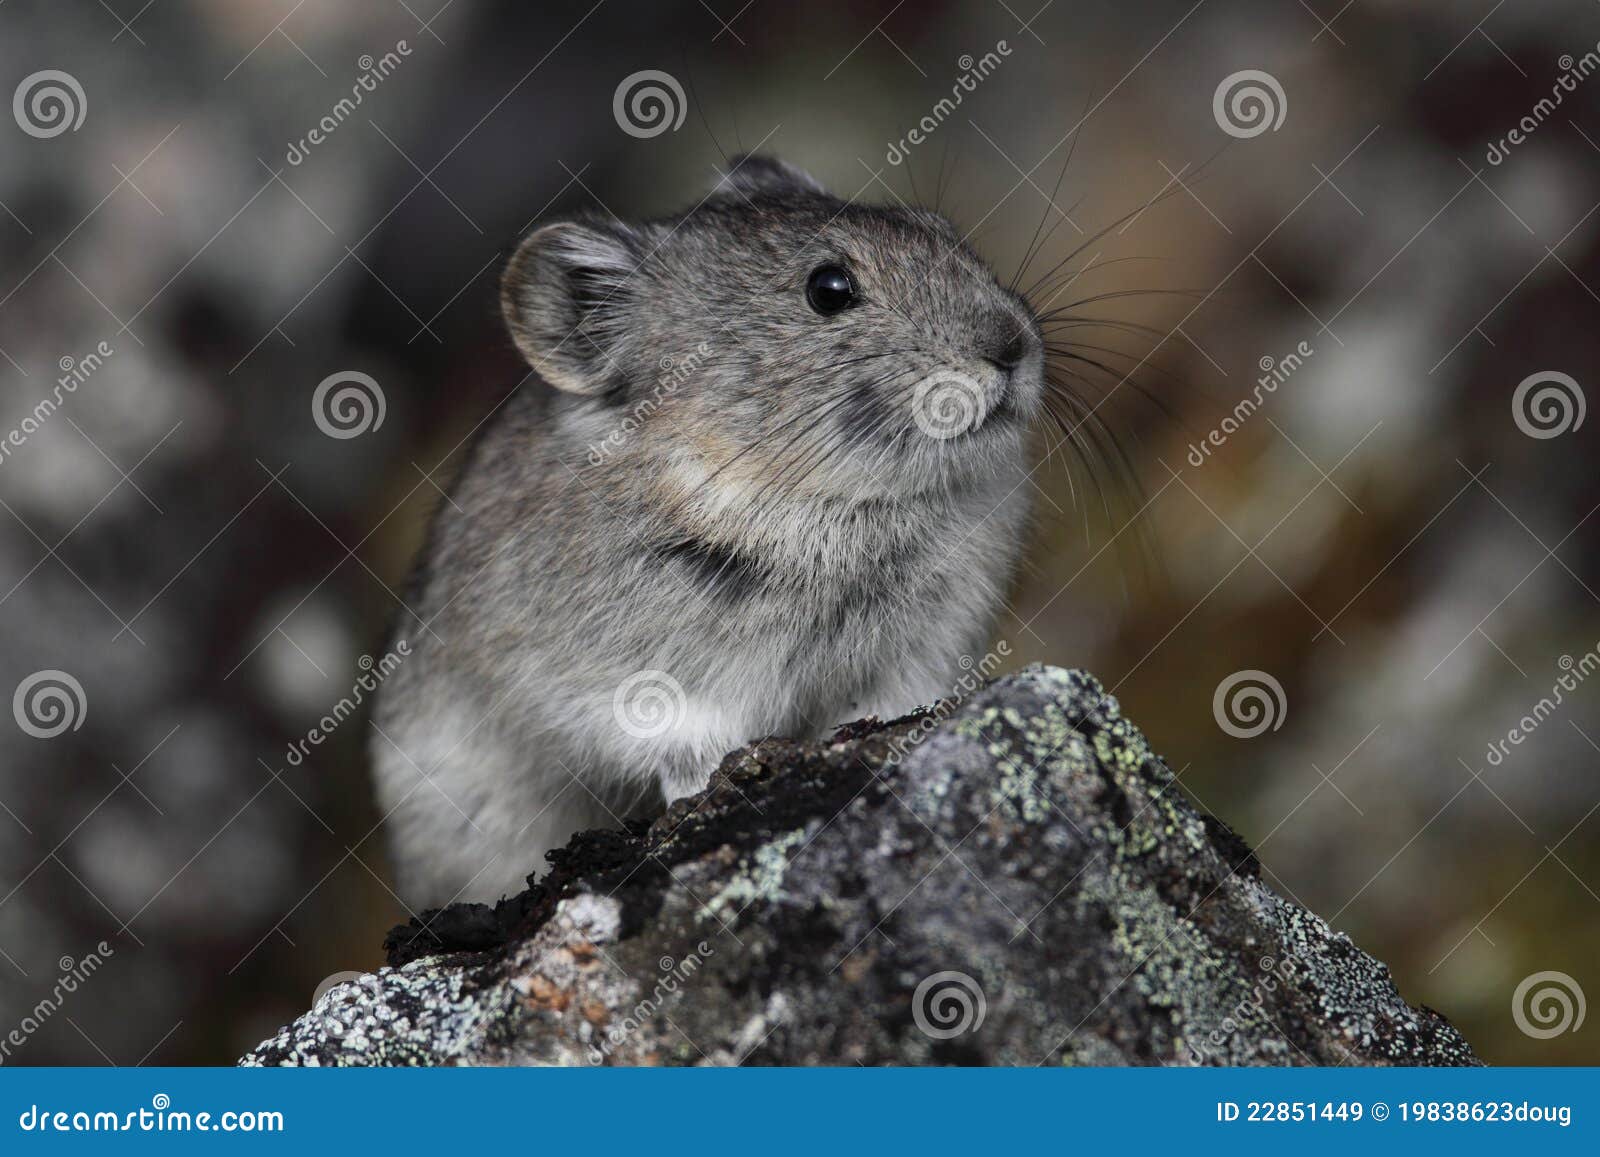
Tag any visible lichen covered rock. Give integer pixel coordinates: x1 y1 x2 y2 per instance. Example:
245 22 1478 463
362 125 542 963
241 666 1479 1066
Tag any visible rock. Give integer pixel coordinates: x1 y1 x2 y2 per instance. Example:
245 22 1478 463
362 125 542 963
240 666 1480 1066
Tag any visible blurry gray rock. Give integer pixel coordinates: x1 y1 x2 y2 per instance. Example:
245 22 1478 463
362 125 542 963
241 666 1479 1067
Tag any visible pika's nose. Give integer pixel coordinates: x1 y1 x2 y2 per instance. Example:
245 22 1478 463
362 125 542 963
978 311 1035 373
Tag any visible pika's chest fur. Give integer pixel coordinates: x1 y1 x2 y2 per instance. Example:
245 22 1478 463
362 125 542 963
431 451 1016 724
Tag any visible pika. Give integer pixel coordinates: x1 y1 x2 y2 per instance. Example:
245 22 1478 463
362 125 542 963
373 156 1044 908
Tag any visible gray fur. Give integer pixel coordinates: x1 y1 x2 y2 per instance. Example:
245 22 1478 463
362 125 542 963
372 156 1043 908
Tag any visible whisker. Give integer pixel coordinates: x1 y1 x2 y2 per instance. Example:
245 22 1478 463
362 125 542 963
1011 85 1093 296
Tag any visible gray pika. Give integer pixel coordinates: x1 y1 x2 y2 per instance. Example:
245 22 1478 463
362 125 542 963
372 156 1044 908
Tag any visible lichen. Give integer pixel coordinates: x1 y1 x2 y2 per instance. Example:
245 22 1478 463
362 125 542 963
242 665 1479 1068
697 826 811 926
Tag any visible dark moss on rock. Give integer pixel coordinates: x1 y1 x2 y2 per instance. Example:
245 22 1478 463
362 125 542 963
242 666 1479 1067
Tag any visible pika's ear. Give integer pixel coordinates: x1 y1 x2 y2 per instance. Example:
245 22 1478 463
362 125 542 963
501 218 640 394
716 154 828 199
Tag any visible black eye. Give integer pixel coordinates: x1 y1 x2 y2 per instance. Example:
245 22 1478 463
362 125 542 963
806 264 856 315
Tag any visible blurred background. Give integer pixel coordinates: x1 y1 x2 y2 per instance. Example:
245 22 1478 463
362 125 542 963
1 0 1596 1066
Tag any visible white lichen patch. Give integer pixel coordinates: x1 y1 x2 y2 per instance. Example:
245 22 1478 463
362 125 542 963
240 958 509 1067
554 891 623 944
697 826 811 925
241 665 1479 1069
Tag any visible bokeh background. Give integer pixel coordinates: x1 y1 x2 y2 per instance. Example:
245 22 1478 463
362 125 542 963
1 0 1597 1065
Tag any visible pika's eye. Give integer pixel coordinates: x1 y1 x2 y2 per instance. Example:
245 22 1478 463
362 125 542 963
806 264 856 315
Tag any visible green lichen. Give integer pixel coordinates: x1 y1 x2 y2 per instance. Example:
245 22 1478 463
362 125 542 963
697 827 810 926
248 663 1480 1068
1078 864 1291 1063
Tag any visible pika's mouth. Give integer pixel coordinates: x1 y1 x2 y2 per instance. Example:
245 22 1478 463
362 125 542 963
981 387 1017 428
